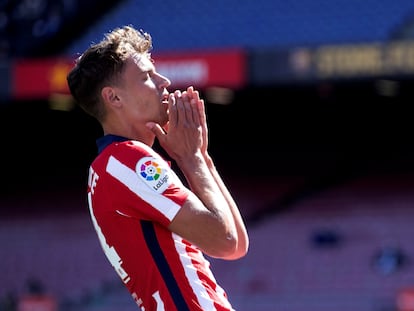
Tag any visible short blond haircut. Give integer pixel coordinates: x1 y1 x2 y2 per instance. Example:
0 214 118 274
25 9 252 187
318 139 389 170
67 25 152 121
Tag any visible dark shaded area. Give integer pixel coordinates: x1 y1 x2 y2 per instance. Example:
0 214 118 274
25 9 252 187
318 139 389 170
1 0 126 58
2 80 414 210
207 81 414 219
0 100 102 197
208 80 414 177
36 1 126 58
310 228 343 248
372 246 408 276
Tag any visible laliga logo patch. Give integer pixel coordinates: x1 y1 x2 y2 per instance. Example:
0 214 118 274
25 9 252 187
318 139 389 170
136 157 171 193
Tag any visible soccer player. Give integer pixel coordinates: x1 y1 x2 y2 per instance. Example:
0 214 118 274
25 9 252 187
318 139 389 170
66 25 249 311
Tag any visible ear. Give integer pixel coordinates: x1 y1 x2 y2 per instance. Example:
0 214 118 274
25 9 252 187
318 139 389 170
101 86 121 107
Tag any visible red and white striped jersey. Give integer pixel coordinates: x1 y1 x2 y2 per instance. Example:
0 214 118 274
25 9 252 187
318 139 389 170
86 135 235 311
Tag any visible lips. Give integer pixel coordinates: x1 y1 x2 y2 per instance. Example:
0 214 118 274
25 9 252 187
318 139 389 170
161 93 170 105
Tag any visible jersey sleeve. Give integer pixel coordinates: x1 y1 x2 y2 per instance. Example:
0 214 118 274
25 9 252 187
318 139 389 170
97 140 190 226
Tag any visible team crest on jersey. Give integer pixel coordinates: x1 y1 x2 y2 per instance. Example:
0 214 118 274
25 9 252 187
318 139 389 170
136 156 171 193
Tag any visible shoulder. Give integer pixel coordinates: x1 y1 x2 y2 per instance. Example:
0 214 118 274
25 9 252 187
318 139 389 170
96 140 171 175
112 140 153 153
101 140 161 160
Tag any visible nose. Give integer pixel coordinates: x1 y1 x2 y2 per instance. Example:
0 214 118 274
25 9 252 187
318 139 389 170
156 72 171 89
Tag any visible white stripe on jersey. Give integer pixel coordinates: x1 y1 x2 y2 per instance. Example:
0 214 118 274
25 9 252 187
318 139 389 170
173 233 234 310
106 155 180 221
172 232 217 310
88 192 131 283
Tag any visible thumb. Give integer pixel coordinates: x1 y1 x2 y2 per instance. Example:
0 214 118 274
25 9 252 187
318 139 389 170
146 122 166 138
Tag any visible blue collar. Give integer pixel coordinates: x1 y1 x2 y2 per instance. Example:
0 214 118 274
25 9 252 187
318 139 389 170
96 134 129 154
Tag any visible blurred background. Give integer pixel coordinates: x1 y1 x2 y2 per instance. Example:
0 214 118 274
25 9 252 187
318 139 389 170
2 0 414 310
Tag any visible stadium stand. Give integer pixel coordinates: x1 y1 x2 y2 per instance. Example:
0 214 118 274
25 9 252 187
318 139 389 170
0 0 125 58
3 1 414 311
64 0 414 57
2 173 414 311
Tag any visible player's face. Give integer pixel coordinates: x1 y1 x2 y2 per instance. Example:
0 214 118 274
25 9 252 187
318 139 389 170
117 54 171 128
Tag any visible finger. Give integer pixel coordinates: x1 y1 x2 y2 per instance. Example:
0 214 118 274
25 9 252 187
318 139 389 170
186 86 200 103
186 87 204 124
168 92 177 127
192 89 200 102
186 87 203 125
146 122 166 140
181 92 196 124
174 90 188 125
197 98 206 127
190 97 201 126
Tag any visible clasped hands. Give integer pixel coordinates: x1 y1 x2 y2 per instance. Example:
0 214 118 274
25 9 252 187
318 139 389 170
147 86 208 162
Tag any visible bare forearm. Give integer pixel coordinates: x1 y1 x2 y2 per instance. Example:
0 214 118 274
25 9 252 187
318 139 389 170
204 154 249 259
176 153 239 254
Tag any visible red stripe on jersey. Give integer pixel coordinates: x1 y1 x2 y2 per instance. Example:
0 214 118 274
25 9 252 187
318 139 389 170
87 139 235 311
